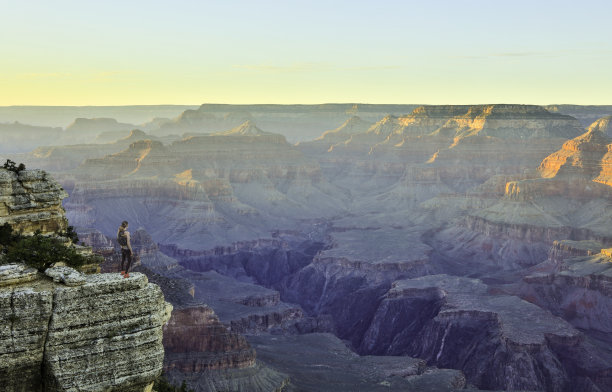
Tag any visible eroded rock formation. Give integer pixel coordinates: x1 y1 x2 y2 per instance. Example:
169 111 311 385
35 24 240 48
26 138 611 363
25 104 612 391
519 249 612 334
0 267 171 392
0 168 68 234
431 127 612 270
140 266 290 392
357 275 611 391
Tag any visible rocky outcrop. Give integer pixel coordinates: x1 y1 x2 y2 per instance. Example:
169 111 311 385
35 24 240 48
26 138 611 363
163 305 256 372
0 167 172 392
548 239 604 263
0 266 171 392
359 275 611 391
595 142 612 187
519 251 612 333
141 267 289 392
431 128 612 271
0 168 68 235
20 104 612 391
538 129 610 179
588 115 612 137
78 226 296 392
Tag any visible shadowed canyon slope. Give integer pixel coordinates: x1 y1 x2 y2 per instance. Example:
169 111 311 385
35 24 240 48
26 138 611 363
7 104 612 391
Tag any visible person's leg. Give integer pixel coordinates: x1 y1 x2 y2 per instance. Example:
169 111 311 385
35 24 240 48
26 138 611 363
124 251 132 278
120 249 127 274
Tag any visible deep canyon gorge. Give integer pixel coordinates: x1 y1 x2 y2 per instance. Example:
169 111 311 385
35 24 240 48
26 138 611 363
2 103 612 391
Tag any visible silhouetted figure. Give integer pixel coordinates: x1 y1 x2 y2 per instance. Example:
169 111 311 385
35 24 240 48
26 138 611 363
117 221 132 278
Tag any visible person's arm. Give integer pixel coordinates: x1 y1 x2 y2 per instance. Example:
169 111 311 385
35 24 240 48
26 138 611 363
126 231 133 253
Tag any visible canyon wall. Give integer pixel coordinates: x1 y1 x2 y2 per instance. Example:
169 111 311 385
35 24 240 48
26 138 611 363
0 266 171 392
0 168 173 392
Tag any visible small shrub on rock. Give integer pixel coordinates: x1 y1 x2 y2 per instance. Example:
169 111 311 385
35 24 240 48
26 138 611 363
59 225 79 244
0 224 96 272
0 223 14 247
2 159 26 173
5 232 87 272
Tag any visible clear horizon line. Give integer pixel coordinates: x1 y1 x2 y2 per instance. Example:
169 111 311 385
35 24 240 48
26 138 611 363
1 102 611 108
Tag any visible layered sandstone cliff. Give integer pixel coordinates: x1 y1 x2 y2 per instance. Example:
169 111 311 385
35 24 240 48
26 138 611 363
519 248 612 333
431 128 612 270
588 115 612 137
0 266 171 392
0 168 68 234
301 104 582 196
358 275 611 391
137 263 290 392
0 167 172 392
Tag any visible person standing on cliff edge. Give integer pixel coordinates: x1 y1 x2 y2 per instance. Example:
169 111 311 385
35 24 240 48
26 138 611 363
117 221 133 278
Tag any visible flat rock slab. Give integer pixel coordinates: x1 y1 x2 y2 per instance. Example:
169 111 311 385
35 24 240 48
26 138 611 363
44 265 86 286
0 263 39 287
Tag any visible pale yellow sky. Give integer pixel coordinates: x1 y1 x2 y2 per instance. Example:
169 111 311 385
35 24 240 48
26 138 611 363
1 0 610 105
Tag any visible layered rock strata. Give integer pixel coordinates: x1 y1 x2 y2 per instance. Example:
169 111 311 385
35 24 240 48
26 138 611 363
141 268 290 392
519 250 612 333
0 267 171 392
139 230 322 335
587 115 612 137
0 168 68 234
28 104 612 391
359 275 611 391
79 228 292 392
305 104 582 194
430 128 612 270
163 305 257 372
